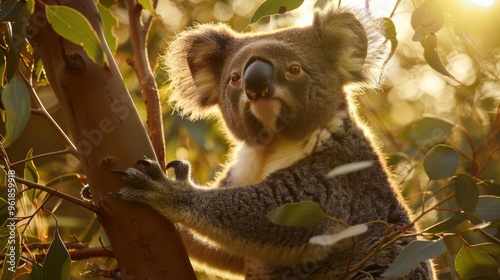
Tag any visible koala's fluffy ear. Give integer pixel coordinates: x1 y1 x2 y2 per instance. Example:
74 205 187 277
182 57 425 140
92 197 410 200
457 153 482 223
165 24 236 119
312 6 384 83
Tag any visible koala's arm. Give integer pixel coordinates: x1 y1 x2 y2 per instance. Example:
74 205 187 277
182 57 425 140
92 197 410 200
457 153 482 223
116 159 341 265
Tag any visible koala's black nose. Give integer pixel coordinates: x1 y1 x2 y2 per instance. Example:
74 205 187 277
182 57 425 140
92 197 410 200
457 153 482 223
244 60 274 100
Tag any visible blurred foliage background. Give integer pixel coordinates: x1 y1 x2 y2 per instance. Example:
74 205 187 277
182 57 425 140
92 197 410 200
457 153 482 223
1 0 499 278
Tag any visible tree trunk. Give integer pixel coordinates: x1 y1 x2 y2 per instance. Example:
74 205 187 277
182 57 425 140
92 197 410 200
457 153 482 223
28 1 196 278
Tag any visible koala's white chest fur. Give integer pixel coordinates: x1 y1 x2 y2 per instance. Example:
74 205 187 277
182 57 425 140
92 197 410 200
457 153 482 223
227 113 347 186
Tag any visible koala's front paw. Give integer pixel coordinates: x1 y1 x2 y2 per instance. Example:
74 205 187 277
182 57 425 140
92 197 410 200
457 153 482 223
112 159 192 204
112 159 167 202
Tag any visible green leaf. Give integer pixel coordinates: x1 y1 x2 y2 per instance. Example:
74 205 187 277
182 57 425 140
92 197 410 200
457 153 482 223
327 161 373 178
29 262 43 280
4 1 29 82
411 0 443 41
43 229 71 280
97 3 118 55
400 116 453 148
249 0 304 25
1 223 21 280
267 201 326 227
45 5 107 66
381 239 445 278
424 215 466 233
452 174 479 213
309 224 368 245
0 0 26 22
381 17 398 62
423 145 459 180
421 33 460 83
474 195 500 222
138 0 157 16
2 76 31 147
23 149 39 201
455 245 499 280
474 243 500 257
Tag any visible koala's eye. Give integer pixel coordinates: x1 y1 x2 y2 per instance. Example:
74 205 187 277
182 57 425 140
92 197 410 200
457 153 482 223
230 72 241 83
287 64 301 76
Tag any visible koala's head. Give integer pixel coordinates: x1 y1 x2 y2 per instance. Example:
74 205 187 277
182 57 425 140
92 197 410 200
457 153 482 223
165 6 384 146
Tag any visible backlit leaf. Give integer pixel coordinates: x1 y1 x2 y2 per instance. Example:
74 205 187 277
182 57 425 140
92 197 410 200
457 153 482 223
249 0 304 25
452 174 479 213
421 33 460 83
381 17 398 62
423 145 459 180
309 224 367 245
45 5 107 66
23 149 39 201
138 0 157 16
455 245 499 280
267 201 326 227
411 0 443 41
382 239 445 278
29 261 43 280
424 215 465 233
43 229 71 280
400 116 453 148
2 76 31 147
327 161 373 178
97 3 118 55
474 195 500 222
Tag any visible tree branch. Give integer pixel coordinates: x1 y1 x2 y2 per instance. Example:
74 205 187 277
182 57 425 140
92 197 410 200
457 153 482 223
124 0 165 167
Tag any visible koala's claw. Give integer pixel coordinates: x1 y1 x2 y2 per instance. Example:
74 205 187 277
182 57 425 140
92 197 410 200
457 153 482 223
112 169 129 176
137 158 153 166
166 160 191 181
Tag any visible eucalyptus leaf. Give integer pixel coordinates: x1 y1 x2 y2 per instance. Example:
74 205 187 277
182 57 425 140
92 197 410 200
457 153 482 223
309 224 367 246
45 5 107 66
400 116 453 148
411 0 443 41
382 239 445 278
423 145 459 180
2 76 31 147
138 0 157 16
249 0 304 25
97 3 119 55
474 195 500 222
455 245 499 280
381 17 398 62
424 215 465 233
421 33 460 83
327 161 373 178
29 261 43 280
452 174 479 213
43 229 71 280
267 201 326 227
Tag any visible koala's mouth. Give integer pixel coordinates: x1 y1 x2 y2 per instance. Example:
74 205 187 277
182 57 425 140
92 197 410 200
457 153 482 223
249 99 282 131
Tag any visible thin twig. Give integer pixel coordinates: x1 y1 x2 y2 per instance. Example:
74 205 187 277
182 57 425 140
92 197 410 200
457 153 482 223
10 149 72 166
17 70 79 157
14 177 98 213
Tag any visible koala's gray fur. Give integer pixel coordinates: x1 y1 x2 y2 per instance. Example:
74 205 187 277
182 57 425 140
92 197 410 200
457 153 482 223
116 5 436 279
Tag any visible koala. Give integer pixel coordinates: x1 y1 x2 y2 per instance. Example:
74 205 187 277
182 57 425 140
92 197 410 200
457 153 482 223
115 5 436 280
